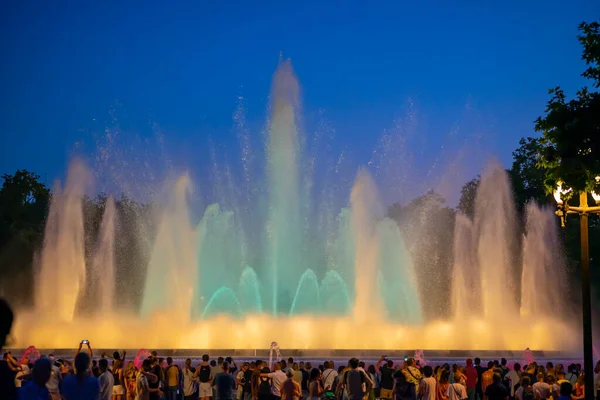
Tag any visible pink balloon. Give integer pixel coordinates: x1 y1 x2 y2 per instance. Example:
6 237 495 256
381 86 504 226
21 346 40 364
134 349 151 369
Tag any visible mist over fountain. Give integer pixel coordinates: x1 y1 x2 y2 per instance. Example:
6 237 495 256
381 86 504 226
14 60 578 352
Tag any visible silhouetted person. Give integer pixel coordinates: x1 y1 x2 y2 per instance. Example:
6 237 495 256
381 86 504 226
484 373 508 400
20 357 52 400
214 361 237 400
0 298 13 349
61 352 100 400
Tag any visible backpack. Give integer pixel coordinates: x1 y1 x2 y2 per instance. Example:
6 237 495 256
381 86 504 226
259 378 272 396
199 364 211 383
243 369 253 393
331 375 339 393
522 387 535 400
395 377 413 399
345 370 366 396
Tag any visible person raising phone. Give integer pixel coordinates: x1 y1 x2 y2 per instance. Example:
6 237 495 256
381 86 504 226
75 340 93 360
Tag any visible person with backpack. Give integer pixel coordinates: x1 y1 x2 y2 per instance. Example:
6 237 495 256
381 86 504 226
514 376 534 400
376 357 395 400
392 369 415 400
339 358 373 400
258 365 273 400
446 378 467 400
261 362 286 400
323 362 338 392
196 354 213 400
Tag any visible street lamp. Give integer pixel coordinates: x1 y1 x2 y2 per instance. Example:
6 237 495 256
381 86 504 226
554 177 600 400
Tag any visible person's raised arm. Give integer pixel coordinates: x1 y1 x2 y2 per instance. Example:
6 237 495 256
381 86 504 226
75 342 83 359
363 370 374 393
143 370 158 383
376 357 384 372
6 352 20 369
75 341 93 359
87 341 93 359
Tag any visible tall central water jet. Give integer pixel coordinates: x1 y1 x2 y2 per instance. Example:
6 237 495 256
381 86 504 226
350 168 384 323
267 60 302 315
474 162 518 320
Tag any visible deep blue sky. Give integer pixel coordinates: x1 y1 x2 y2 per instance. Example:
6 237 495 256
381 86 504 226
1 1 598 203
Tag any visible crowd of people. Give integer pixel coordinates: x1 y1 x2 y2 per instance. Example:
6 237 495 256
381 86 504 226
2 345 600 400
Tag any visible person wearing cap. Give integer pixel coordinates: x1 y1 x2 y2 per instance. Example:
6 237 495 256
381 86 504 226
281 369 301 400
464 359 478 400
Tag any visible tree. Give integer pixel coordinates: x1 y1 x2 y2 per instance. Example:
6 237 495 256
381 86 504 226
536 21 600 194
509 137 552 212
0 170 50 305
456 176 480 219
535 21 600 400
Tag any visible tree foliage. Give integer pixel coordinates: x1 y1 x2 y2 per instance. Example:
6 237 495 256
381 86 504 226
0 171 50 304
536 21 600 194
509 137 552 210
457 176 479 219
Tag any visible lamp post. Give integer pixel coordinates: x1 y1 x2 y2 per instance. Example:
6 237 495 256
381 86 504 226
554 179 600 400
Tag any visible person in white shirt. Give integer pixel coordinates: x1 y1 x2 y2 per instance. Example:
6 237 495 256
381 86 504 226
419 366 436 400
183 358 199 400
446 381 468 400
14 356 30 389
504 363 522 398
98 358 115 400
322 361 338 391
45 356 63 400
532 373 551 400
262 362 287 399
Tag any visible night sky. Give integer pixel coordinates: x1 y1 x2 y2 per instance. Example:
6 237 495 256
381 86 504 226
1 1 598 205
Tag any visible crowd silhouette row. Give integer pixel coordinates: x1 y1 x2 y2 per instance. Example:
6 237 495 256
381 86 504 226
2 342 600 400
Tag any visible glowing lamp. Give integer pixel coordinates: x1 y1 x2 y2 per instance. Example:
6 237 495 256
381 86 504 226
553 182 571 205
553 188 563 205
592 176 600 205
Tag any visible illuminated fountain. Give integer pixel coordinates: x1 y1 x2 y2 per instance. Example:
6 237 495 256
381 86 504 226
13 60 577 351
